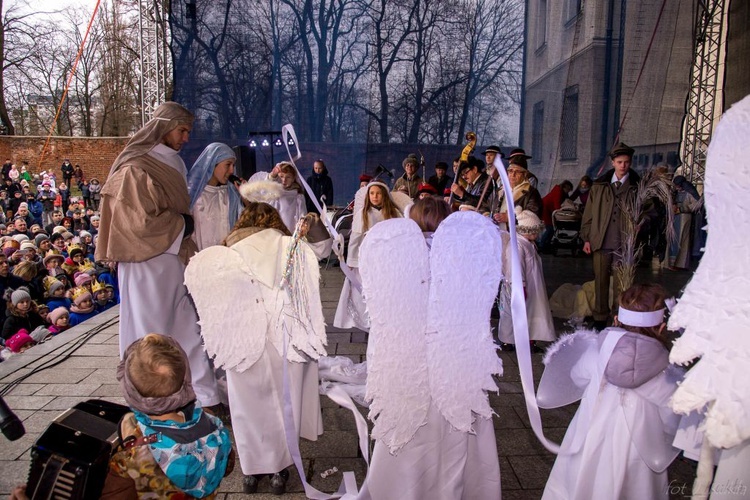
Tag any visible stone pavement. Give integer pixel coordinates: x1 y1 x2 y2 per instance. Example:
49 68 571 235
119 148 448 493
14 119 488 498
0 255 698 498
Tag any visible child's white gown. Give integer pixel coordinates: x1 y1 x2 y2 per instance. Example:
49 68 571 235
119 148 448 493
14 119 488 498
539 328 682 500
356 213 504 499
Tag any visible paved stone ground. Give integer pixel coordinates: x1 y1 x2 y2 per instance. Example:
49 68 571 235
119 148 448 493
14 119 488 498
0 254 698 498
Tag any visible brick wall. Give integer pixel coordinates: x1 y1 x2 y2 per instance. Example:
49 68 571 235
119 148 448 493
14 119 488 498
0 136 128 184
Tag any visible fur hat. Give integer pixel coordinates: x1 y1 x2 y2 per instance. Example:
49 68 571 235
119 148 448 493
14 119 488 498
6 330 34 353
515 207 544 236
8 287 31 306
47 307 69 325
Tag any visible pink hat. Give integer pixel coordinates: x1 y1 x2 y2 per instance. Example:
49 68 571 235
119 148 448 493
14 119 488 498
47 307 69 325
6 330 34 353
73 272 92 287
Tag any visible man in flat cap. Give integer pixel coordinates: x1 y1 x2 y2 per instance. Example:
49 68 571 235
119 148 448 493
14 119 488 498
581 141 640 329
96 102 221 410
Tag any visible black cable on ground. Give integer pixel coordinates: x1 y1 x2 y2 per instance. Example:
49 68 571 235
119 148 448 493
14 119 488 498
0 316 120 398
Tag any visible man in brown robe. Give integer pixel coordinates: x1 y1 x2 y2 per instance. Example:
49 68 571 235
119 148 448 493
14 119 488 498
96 102 221 408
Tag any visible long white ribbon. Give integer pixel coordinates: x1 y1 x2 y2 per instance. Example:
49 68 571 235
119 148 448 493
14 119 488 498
281 124 363 292
279 309 368 498
493 156 561 454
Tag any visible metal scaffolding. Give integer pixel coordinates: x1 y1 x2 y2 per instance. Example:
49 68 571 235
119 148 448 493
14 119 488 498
679 0 728 186
138 0 171 125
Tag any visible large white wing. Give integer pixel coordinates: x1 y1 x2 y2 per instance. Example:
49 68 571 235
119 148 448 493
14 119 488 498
427 211 504 431
185 246 268 372
360 218 431 454
537 330 599 409
669 94 750 449
390 191 413 215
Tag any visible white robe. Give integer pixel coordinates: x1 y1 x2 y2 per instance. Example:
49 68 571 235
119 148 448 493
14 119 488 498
499 234 556 343
184 229 326 476
271 188 307 235
118 144 220 407
358 405 501 500
191 184 230 251
542 332 680 500
333 208 384 331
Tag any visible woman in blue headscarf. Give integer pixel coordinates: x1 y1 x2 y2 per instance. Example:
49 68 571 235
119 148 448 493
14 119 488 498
187 143 242 250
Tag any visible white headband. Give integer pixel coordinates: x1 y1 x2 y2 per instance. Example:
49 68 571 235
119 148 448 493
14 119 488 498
617 307 665 327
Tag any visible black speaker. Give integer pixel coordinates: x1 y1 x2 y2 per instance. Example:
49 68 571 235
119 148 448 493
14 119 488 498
26 399 130 500
233 145 256 181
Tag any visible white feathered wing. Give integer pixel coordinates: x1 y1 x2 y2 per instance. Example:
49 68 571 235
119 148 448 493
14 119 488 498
668 94 750 449
360 218 431 454
427 211 504 431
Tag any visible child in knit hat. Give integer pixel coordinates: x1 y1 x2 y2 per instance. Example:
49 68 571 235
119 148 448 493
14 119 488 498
2 287 45 343
0 330 35 360
73 271 93 293
43 275 71 311
68 287 97 327
47 307 70 335
497 208 556 351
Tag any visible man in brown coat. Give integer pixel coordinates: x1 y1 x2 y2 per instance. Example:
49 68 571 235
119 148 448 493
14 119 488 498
96 102 221 409
581 142 640 329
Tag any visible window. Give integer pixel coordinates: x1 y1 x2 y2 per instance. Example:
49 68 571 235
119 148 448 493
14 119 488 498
535 0 547 49
652 152 663 165
666 150 680 167
560 86 579 161
532 101 544 163
563 0 582 24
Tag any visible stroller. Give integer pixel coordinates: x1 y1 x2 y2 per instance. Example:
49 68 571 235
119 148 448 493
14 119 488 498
550 200 583 256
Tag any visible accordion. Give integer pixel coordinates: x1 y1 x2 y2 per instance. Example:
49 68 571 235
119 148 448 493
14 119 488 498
25 399 130 500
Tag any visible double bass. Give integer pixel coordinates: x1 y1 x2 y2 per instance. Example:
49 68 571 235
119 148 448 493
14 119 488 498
448 132 477 210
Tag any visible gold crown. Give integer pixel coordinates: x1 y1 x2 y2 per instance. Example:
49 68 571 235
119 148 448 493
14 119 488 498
79 261 95 272
67 244 84 256
91 280 106 295
71 286 91 302
42 275 61 291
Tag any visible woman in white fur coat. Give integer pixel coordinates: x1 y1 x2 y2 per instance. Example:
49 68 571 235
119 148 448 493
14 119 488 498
185 202 327 496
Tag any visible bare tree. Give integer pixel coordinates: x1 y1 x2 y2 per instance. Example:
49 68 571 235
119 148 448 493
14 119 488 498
455 0 523 143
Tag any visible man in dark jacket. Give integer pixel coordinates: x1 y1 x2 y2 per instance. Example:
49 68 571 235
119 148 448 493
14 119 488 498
581 142 640 329
305 160 334 213
60 159 74 186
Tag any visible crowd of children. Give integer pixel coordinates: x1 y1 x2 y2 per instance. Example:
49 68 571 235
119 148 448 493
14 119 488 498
0 165 118 360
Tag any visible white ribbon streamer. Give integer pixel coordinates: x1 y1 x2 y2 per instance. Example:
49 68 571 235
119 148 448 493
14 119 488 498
493 156 561 454
280 313 368 498
281 124 363 292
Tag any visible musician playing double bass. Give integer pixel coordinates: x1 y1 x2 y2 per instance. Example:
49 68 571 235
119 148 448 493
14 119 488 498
449 157 492 213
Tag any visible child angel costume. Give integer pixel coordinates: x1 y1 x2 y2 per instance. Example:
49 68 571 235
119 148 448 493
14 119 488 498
357 212 503 499
184 225 327 476
539 328 682 500
333 185 409 331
